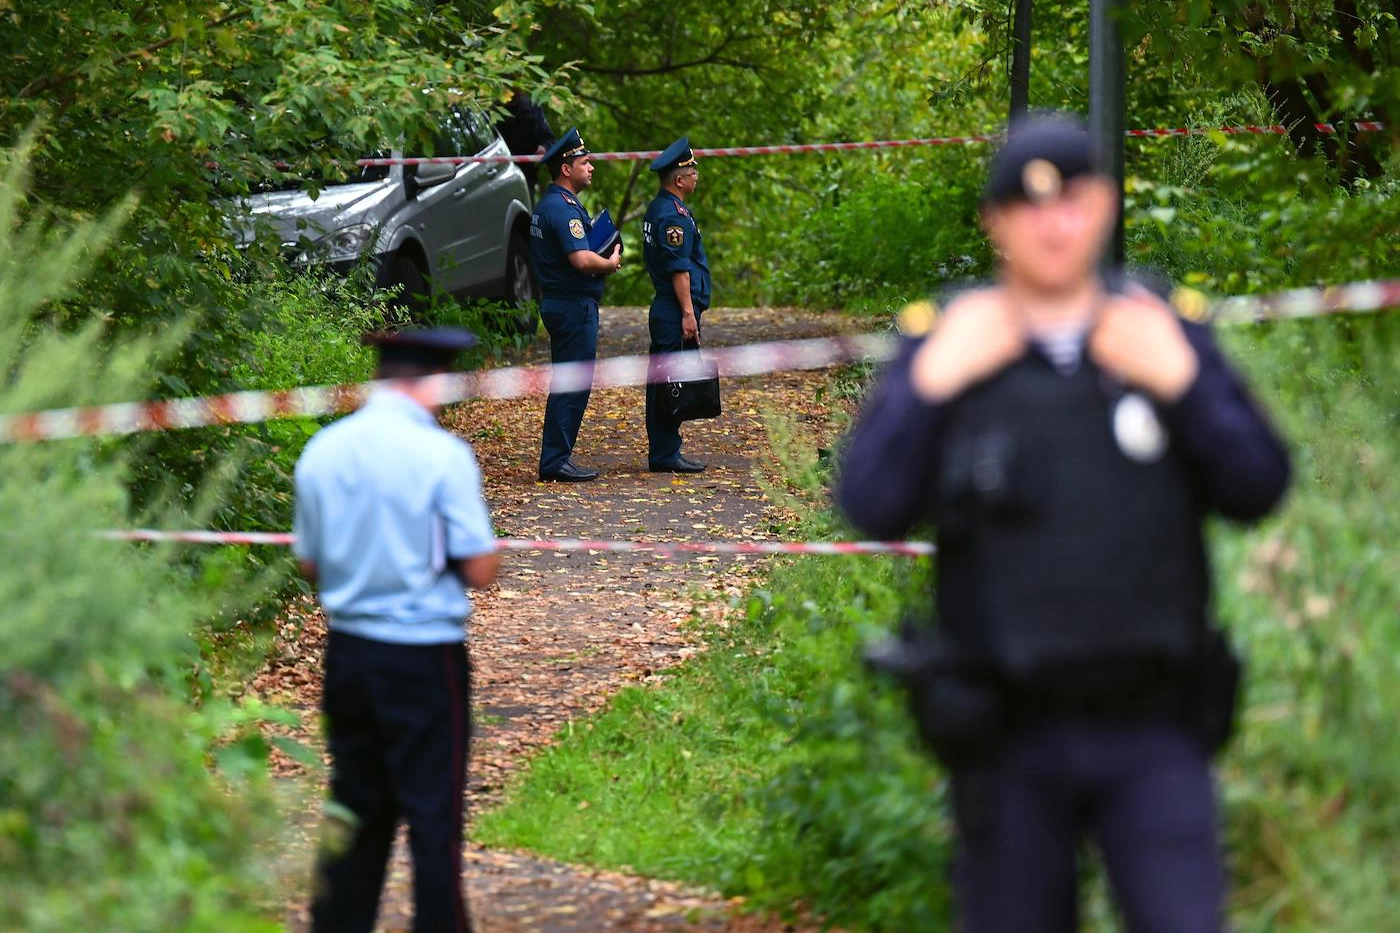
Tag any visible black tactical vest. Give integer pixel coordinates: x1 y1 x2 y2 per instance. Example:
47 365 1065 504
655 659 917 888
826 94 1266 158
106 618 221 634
932 348 1210 681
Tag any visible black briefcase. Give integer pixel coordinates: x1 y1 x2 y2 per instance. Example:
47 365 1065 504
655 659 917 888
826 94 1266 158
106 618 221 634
664 345 721 422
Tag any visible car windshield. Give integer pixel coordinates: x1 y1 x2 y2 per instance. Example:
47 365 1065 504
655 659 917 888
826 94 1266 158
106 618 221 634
251 147 392 193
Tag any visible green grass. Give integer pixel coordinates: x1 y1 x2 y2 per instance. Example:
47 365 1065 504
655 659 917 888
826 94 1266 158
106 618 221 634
477 311 1400 931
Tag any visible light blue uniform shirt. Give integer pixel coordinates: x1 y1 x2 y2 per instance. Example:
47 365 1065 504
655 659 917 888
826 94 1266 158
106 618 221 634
292 390 496 645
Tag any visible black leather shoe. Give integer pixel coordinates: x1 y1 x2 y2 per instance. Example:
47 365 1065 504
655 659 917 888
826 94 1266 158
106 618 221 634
539 460 599 482
649 455 706 474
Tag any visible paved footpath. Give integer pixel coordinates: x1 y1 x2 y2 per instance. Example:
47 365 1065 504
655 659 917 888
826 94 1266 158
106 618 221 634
260 305 862 932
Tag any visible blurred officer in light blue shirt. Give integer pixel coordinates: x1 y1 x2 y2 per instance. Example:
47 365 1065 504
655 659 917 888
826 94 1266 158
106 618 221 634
294 388 496 644
293 326 498 933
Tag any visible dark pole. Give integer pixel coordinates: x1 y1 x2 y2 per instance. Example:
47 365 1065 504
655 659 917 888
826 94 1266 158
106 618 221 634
1010 0 1032 119
1089 0 1125 267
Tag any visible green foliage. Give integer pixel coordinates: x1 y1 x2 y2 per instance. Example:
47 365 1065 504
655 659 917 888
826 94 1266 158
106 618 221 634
0 142 276 931
1 0 558 323
480 311 1400 930
769 155 990 310
1211 313 1400 930
179 266 390 537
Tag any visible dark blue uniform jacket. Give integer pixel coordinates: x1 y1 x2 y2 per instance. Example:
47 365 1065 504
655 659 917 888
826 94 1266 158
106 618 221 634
530 184 606 302
643 191 711 311
837 320 1290 539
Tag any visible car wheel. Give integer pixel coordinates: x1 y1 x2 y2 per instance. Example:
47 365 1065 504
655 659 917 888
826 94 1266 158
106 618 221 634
504 232 539 334
386 250 432 316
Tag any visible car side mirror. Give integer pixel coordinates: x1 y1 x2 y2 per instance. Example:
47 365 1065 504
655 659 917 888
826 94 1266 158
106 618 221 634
406 161 457 197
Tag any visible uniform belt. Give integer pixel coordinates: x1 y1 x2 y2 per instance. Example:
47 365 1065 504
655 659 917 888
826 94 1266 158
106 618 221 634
1006 679 1188 727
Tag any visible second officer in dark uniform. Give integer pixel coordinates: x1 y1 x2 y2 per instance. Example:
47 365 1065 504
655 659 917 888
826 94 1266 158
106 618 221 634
839 114 1291 933
530 127 622 482
642 137 710 473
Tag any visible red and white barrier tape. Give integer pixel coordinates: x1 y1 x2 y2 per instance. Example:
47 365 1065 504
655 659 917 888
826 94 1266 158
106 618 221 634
358 122 1386 166
0 333 887 444
1212 279 1400 324
100 529 936 558
3 279 1396 445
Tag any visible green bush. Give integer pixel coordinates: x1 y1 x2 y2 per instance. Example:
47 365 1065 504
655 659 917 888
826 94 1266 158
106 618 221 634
1124 132 1400 292
757 105 1398 312
765 154 991 311
120 260 536 618
0 141 277 931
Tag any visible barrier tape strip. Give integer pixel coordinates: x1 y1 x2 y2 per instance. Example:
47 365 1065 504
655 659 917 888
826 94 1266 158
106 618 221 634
2 279 1395 445
357 122 1386 166
100 529 936 558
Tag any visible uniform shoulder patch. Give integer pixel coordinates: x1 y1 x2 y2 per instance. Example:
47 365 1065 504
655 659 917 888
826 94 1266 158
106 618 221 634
896 300 939 337
665 225 685 248
1169 286 1210 323
568 218 585 240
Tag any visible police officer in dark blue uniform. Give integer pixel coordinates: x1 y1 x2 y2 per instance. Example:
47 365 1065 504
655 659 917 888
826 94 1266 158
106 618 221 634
530 127 622 482
839 114 1291 933
642 137 711 473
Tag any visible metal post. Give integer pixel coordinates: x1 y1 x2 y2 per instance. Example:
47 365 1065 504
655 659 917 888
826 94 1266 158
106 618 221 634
1009 0 1032 119
1089 0 1125 267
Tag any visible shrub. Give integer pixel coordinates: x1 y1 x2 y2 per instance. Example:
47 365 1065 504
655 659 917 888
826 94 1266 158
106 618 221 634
765 155 991 311
0 142 277 929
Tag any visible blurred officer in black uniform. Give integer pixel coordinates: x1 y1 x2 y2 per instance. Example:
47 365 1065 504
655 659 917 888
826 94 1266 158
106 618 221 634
838 113 1290 933
495 90 555 157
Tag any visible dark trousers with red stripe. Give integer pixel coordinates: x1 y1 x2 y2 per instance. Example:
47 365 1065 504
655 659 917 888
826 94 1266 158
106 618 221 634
312 631 472 933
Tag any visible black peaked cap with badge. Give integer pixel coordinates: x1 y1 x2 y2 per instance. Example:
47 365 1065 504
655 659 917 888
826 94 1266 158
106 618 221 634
541 126 589 175
983 113 1105 206
650 137 698 174
363 326 479 370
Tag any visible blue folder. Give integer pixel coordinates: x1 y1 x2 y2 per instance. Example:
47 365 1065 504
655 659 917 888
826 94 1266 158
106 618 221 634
588 208 621 255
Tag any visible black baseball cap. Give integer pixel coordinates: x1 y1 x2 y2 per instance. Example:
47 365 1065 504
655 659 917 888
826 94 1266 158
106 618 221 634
982 112 1106 207
363 326 479 369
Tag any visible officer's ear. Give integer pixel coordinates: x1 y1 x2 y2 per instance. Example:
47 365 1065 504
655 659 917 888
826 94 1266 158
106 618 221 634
1076 175 1120 248
980 203 1010 256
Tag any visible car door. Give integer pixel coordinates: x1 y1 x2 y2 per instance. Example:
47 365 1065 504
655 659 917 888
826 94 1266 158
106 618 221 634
453 107 518 289
402 112 485 294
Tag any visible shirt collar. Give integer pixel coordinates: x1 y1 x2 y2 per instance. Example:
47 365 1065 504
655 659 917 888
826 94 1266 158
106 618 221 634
365 388 437 426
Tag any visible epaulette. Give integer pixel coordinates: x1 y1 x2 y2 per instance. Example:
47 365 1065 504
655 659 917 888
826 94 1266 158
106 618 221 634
896 299 939 337
1169 286 1210 323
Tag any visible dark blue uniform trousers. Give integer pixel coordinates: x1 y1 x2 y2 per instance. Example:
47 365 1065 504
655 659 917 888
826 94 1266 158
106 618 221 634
951 722 1224 933
312 631 472 933
539 297 599 475
645 302 704 466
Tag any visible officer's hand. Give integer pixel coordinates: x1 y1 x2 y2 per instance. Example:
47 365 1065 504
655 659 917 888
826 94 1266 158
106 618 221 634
607 243 623 273
910 290 1025 402
681 312 699 343
1091 293 1200 402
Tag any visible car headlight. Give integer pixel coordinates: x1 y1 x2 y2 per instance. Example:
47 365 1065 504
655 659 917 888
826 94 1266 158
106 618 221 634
296 223 374 264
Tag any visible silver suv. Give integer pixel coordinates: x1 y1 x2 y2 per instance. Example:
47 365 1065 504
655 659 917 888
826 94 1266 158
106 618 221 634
235 106 539 315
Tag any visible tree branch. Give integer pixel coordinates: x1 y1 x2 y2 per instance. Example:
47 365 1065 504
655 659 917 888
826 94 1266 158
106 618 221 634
19 7 252 100
575 31 758 76
614 160 646 235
